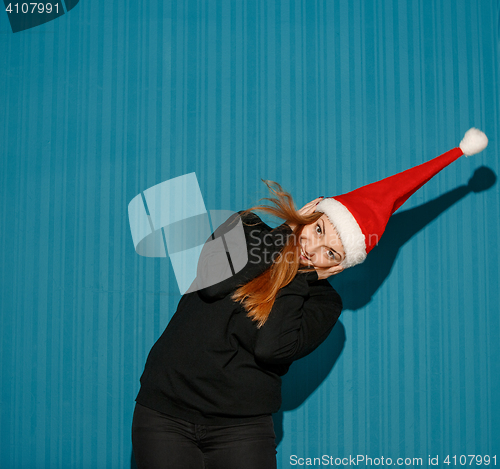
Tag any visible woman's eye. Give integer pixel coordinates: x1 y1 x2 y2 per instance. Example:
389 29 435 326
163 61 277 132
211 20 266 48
316 224 322 234
327 251 335 259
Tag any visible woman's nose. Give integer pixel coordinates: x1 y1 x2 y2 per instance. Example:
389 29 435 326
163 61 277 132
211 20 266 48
307 246 319 259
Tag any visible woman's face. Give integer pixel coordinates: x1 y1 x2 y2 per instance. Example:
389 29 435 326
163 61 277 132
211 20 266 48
299 215 345 271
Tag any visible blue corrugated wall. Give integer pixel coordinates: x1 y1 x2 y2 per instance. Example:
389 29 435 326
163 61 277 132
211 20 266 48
1 0 499 467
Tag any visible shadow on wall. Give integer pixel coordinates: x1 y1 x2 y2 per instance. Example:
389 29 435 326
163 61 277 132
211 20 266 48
129 166 496 461
274 165 496 446
273 320 346 445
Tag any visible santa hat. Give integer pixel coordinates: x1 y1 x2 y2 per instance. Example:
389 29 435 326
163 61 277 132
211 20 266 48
315 128 488 269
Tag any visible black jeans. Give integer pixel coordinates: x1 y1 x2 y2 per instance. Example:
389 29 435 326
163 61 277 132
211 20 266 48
132 403 277 469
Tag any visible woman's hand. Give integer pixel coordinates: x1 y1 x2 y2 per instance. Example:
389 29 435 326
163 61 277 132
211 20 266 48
297 197 324 216
315 263 344 280
287 197 324 231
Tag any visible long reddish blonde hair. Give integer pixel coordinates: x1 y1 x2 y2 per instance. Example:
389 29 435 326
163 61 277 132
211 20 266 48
231 180 322 328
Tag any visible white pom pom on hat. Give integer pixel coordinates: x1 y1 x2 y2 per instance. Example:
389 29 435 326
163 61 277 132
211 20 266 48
316 128 488 269
459 128 488 156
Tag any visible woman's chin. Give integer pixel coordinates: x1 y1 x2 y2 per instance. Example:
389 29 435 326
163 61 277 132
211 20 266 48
299 258 314 268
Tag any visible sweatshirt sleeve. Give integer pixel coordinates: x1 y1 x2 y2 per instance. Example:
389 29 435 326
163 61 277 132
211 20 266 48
253 273 343 365
196 211 293 302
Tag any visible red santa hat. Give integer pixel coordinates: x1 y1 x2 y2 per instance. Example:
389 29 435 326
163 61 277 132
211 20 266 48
315 128 488 269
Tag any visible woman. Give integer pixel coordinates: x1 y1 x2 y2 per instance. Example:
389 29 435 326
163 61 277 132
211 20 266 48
132 128 487 469
132 181 345 469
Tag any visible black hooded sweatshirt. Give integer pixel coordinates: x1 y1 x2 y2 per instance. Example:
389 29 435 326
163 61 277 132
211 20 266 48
135 211 343 425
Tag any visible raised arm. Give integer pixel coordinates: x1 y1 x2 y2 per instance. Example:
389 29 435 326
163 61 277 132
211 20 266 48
253 273 342 365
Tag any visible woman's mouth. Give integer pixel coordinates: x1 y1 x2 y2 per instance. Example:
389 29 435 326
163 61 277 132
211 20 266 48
300 249 311 261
